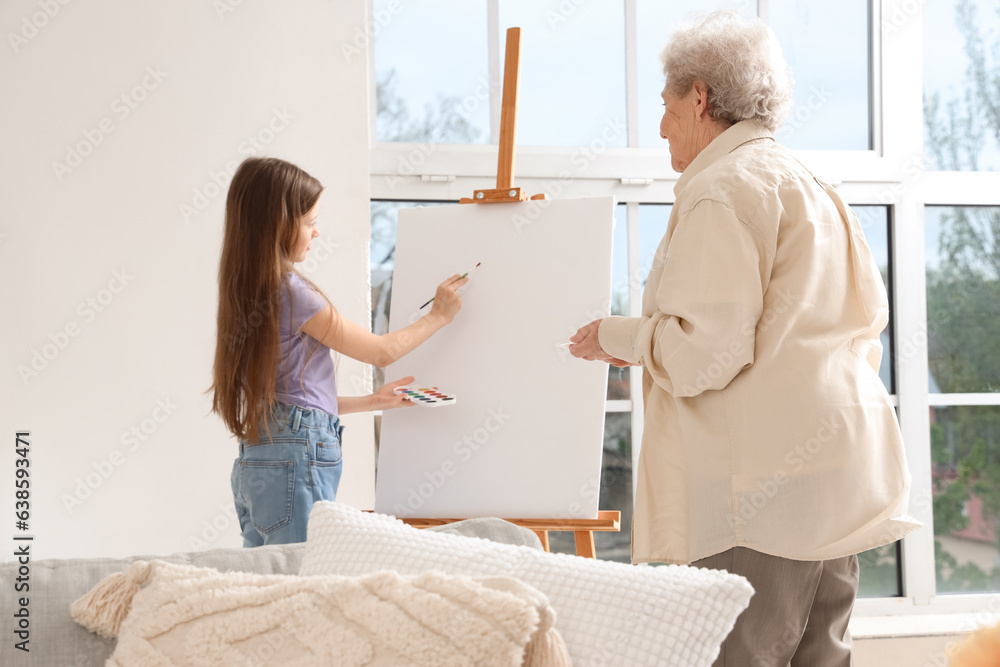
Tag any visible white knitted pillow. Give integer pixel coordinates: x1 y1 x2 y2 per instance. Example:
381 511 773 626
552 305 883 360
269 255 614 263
72 560 565 667
301 502 754 667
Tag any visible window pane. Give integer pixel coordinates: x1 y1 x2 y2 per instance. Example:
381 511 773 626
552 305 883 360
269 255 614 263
770 0 871 150
370 200 450 395
638 203 671 286
374 0 489 143
548 412 633 561
854 205 894 393
925 206 1000 393
636 1 754 148
858 542 902 597
609 204 630 400
498 0 626 147
932 406 1000 593
924 0 1000 171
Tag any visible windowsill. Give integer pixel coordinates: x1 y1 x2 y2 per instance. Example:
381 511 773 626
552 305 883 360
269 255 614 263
850 611 1000 639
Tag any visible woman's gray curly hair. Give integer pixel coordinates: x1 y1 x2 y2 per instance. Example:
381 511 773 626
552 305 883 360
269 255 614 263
661 11 794 132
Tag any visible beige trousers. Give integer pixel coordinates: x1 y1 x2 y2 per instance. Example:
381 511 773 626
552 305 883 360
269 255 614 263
692 547 859 667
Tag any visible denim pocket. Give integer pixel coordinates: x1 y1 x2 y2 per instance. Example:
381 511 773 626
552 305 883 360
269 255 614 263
316 439 342 464
239 460 295 534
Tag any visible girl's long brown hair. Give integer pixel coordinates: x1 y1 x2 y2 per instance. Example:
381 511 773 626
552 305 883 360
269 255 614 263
209 156 336 443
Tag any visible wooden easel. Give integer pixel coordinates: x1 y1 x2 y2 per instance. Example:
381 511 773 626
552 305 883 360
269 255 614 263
459 27 547 205
402 512 621 559
406 28 621 559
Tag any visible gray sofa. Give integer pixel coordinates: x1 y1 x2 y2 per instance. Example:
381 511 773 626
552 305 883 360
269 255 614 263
1 519 542 666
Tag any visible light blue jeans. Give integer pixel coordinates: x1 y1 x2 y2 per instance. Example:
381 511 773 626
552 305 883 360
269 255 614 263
231 402 344 547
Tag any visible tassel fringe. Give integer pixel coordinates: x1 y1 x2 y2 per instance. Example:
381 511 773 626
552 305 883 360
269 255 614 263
522 603 572 667
70 560 153 639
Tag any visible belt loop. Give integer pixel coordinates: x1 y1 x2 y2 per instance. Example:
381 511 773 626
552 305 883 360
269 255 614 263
290 405 302 433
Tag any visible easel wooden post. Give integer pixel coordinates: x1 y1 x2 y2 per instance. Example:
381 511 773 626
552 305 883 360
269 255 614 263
458 27 547 206
402 27 621 559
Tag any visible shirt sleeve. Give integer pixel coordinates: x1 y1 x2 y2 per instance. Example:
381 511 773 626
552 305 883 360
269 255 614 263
285 273 327 334
598 198 770 397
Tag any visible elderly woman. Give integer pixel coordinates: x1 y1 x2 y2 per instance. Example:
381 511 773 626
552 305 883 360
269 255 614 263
570 11 920 666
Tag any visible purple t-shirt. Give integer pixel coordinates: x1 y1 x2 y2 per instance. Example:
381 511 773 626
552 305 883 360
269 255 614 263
273 272 338 416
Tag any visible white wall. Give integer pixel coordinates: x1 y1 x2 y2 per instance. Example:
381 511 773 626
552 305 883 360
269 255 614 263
0 0 374 560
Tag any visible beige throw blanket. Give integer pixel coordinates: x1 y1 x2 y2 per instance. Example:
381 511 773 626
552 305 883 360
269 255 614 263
71 560 571 666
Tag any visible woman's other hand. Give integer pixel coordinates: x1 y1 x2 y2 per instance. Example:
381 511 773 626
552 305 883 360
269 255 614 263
569 319 636 367
429 274 469 324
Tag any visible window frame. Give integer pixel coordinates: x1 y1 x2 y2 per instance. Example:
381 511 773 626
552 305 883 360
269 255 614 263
368 0 1000 625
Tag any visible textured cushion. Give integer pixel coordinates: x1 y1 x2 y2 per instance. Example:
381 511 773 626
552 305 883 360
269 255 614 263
76 561 554 666
0 543 304 667
301 502 755 667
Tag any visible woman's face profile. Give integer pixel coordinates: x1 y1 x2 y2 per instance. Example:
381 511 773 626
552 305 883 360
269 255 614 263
659 84 698 173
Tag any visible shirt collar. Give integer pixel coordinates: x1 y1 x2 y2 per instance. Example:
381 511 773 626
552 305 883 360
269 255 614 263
674 120 775 196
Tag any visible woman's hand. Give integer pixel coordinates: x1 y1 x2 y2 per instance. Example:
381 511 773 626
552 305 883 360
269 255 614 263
429 274 469 324
569 319 636 367
369 376 417 411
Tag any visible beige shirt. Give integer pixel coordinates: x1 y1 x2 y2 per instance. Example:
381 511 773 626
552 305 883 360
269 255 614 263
599 121 921 564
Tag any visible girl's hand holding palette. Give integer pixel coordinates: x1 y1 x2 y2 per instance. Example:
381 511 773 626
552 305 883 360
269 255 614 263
393 386 457 407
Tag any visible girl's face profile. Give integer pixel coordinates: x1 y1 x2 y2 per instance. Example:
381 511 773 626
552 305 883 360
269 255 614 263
292 198 321 263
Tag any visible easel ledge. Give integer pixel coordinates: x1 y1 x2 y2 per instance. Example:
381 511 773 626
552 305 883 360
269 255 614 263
400 511 621 559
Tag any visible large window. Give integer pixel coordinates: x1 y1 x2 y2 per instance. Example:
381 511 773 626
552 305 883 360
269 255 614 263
922 0 1000 603
926 206 1000 593
369 0 1000 620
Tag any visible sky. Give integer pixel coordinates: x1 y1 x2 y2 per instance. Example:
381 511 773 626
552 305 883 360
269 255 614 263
374 0 871 150
372 1 997 300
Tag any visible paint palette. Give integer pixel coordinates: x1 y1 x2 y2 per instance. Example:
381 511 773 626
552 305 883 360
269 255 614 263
393 386 457 407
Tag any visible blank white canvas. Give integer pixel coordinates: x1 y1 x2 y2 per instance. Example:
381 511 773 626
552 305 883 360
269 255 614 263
375 196 615 520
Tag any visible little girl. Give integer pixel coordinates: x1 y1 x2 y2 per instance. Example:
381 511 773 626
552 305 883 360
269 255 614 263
210 156 467 547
